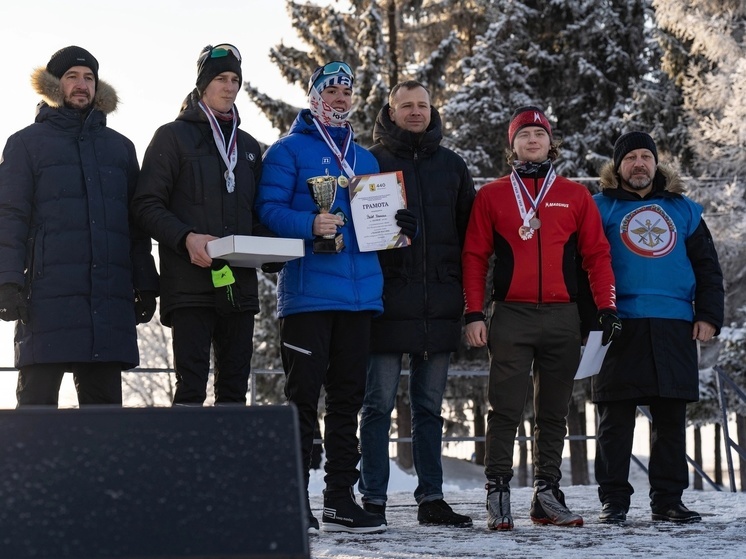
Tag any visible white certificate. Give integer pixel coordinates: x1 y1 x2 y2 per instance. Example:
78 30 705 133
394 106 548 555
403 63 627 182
574 331 611 380
348 171 410 252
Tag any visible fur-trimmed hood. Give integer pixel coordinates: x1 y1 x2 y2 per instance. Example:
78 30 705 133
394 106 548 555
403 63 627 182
29 66 118 114
598 160 684 194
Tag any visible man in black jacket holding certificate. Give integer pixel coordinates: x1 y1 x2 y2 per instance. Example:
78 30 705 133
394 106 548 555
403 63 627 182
359 81 476 527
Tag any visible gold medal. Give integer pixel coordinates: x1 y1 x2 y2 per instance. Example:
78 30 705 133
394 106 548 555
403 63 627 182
338 175 349 188
519 226 534 240
529 217 541 230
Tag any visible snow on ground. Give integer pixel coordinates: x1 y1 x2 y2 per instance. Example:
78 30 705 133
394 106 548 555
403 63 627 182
308 457 746 559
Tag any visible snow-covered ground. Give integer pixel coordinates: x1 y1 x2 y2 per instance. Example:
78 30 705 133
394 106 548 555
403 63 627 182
308 456 746 559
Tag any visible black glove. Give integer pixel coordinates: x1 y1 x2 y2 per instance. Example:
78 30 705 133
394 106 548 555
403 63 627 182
395 208 418 239
0 283 28 324
211 259 241 315
134 290 157 324
261 261 285 274
597 309 622 346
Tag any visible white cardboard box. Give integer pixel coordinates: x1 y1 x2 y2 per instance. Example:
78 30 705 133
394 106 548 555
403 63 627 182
206 235 305 268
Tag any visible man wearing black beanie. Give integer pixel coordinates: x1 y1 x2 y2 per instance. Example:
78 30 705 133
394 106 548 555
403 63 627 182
591 131 724 525
0 45 159 406
132 43 273 407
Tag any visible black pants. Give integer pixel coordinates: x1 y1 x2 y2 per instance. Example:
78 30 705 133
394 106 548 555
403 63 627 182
17 362 122 407
595 397 688 510
484 302 580 482
170 307 255 405
280 311 371 491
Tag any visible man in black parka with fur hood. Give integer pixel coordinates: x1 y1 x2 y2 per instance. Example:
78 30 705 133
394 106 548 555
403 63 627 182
359 81 475 527
0 46 159 406
591 132 724 525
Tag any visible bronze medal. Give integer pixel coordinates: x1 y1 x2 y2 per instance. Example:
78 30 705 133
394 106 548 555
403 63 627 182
519 226 533 240
529 217 541 230
338 175 349 188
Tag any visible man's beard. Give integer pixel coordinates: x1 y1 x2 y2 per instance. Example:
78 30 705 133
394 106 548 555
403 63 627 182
64 92 92 111
624 171 652 191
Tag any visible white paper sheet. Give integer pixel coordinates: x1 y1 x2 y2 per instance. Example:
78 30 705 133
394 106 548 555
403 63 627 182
575 331 610 380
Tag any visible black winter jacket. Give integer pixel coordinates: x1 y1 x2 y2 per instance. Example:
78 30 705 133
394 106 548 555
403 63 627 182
368 105 475 354
0 69 158 369
132 90 266 326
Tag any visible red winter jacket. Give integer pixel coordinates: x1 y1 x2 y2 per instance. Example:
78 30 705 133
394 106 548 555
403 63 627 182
462 167 616 317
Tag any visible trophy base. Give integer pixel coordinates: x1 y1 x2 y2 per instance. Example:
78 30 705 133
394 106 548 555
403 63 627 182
313 234 345 254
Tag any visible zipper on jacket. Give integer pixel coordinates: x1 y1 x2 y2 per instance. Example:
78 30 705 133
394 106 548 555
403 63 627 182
534 175 543 304
413 149 430 354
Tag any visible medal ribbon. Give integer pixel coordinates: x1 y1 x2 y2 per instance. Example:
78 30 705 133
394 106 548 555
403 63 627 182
198 100 238 193
311 116 355 178
510 164 557 228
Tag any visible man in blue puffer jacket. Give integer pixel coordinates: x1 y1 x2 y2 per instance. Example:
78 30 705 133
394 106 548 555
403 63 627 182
255 61 385 535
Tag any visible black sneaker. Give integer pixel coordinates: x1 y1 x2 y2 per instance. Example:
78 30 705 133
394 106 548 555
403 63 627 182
321 488 387 533
418 499 473 527
363 502 387 524
308 514 320 535
529 480 583 526
651 502 701 523
305 492 319 535
598 502 627 524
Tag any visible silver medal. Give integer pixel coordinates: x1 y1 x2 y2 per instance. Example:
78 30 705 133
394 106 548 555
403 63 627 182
225 170 235 193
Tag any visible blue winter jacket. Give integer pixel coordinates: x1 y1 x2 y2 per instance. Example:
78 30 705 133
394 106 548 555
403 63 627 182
255 110 383 317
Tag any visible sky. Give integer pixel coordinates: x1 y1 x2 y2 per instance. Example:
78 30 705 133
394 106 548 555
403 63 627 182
0 0 322 399
0 1 310 153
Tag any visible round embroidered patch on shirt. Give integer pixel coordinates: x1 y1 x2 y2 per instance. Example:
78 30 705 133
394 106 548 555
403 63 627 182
619 204 677 258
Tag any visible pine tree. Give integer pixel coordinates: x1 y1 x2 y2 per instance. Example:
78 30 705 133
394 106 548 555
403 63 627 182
652 0 746 177
444 0 674 178
244 0 492 145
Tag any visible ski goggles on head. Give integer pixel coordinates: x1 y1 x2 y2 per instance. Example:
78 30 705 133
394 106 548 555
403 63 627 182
199 43 242 64
308 61 354 92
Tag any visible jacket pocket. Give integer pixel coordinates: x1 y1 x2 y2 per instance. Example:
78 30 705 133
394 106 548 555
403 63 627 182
436 262 461 283
27 224 45 283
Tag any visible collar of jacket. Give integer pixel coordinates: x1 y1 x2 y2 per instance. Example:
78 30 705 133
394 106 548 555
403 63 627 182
30 66 118 115
372 104 442 158
598 161 684 195
176 89 243 127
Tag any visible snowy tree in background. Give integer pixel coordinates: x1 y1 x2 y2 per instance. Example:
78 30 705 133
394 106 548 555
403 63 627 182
125 318 176 407
244 0 492 146
652 0 746 178
251 271 287 405
445 0 673 178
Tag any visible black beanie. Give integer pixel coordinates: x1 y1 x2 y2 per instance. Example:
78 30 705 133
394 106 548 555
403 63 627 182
613 131 658 171
47 46 99 85
196 44 242 94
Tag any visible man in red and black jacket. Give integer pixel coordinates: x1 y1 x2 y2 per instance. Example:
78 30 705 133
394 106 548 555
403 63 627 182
462 106 621 531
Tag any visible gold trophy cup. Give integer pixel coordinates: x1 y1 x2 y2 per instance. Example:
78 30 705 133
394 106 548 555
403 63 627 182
307 175 345 253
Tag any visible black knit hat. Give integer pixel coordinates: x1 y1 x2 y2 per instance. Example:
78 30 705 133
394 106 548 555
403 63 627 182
613 131 658 171
47 46 99 85
196 44 242 94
